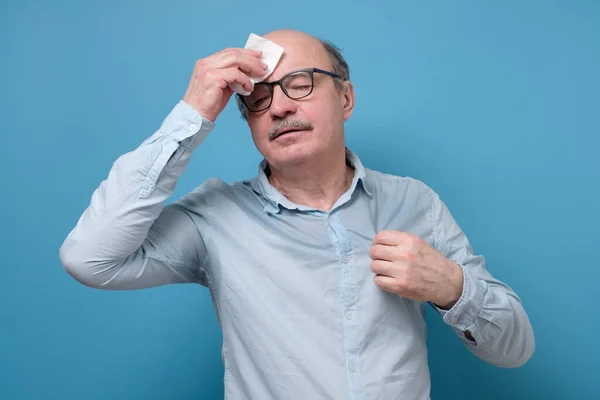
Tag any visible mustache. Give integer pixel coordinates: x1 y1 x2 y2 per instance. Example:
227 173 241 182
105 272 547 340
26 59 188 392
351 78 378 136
268 119 314 141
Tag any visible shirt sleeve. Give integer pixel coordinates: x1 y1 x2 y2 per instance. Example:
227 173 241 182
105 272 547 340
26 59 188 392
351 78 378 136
59 100 215 289
429 189 535 368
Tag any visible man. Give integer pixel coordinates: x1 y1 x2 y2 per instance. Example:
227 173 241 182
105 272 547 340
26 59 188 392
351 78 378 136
59 29 535 399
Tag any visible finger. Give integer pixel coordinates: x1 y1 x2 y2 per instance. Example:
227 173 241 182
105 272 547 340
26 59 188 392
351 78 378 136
372 230 412 246
210 50 268 78
214 67 254 93
369 244 398 262
373 274 399 293
369 259 396 276
217 47 262 57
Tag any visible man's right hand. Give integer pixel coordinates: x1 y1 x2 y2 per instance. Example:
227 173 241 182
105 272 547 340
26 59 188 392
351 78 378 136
182 48 268 122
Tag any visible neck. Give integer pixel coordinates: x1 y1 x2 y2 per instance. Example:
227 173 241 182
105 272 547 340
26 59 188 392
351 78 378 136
267 148 353 212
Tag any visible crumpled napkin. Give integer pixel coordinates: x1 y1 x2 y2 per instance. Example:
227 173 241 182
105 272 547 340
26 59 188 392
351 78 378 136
229 33 284 96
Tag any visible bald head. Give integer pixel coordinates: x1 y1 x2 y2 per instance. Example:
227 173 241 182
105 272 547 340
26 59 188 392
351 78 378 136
263 29 318 41
261 30 330 78
262 29 324 51
263 29 349 79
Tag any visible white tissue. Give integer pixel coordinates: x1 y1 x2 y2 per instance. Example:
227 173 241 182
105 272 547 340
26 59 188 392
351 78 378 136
229 33 284 96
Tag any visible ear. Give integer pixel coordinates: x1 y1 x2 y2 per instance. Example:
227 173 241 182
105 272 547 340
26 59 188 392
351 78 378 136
341 80 355 121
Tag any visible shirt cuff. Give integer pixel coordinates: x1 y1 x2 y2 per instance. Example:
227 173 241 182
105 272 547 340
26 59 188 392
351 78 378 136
159 100 215 148
432 264 487 331
137 101 215 199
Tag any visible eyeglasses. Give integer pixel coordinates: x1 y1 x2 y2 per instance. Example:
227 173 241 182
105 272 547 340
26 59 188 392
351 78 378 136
238 67 346 113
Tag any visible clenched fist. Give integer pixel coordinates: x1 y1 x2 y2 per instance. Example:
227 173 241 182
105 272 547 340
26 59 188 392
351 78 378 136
369 230 464 309
183 48 268 122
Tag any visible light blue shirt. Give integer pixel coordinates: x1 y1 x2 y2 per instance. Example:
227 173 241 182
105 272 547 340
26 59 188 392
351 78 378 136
60 101 535 400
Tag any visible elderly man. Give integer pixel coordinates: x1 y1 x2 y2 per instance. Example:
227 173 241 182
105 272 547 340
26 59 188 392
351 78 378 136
60 29 535 399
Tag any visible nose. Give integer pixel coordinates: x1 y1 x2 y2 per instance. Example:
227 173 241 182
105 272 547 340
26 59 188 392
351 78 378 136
268 85 297 119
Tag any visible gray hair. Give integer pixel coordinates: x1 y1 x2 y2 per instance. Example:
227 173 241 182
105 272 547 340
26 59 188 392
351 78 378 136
235 38 350 120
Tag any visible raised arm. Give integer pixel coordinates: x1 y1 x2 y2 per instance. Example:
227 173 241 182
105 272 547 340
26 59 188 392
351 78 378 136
59 47 267 289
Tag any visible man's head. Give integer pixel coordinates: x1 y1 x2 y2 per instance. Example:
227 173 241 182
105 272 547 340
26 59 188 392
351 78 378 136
236 29 355 170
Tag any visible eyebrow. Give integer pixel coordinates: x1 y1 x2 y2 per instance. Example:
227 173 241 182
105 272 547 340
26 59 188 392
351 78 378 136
263 68 311 84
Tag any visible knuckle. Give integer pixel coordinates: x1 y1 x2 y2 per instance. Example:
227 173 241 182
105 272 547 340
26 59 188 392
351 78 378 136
195 58 207 69
369 260 379 273
369 246 377 258
216 48 233 57
405 234 419 247
377 230 391 241
226 53 239 65
404 250 416 262
202 70 214 81
389 247 401 261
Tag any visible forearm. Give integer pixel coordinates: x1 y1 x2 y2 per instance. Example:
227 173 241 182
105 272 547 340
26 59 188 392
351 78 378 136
59 100 214 288
431 189 535 367
435 266 535 367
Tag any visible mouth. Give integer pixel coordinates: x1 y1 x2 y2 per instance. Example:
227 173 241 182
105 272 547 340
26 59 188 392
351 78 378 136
272 128 309 140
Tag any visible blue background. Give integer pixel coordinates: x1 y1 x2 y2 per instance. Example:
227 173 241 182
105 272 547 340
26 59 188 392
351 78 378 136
1 1 598 399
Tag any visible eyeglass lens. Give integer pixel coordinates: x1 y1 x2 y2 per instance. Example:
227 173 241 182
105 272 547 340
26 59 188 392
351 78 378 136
244 71 314 111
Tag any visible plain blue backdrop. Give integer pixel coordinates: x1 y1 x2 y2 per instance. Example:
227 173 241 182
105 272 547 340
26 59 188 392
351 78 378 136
1 1 598 399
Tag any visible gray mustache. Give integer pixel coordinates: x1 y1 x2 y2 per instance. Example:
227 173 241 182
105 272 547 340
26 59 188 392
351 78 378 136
268 120 313 140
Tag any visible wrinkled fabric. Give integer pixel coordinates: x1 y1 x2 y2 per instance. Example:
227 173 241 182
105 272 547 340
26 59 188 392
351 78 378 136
60 100 535 400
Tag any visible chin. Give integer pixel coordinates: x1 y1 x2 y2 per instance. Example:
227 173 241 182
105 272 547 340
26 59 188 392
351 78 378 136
264 141 320 167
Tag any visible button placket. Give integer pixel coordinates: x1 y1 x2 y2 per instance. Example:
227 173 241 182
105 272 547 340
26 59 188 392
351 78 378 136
326 210 364 397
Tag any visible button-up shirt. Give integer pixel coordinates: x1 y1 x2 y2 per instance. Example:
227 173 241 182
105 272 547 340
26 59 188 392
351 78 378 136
60 101 535 400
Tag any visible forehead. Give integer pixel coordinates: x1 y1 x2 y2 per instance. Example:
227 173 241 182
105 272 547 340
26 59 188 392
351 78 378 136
264 33 331 81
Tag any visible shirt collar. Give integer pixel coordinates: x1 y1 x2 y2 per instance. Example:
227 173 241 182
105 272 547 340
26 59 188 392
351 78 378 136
249 147 373 214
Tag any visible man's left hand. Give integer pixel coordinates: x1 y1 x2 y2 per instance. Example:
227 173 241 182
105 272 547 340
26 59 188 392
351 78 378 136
369 230 464 309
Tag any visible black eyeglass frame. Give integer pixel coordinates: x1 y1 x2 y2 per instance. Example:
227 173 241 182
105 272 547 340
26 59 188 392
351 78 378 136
238 67 346 113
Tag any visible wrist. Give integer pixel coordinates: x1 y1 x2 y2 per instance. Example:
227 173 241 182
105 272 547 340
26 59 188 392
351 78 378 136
436 262 464 310
182 98 217 123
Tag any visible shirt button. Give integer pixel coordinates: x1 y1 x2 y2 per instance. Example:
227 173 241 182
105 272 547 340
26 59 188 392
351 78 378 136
342 255 349 264
188 123 198 131
349 364 357 373
344 310 352 320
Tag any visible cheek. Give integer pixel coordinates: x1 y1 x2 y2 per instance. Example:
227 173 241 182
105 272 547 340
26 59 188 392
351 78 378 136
247 118 269 142
305 101 344 133
302 100 337 126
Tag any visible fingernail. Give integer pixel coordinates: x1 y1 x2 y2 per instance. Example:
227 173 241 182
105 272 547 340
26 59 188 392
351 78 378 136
262 62 268 69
